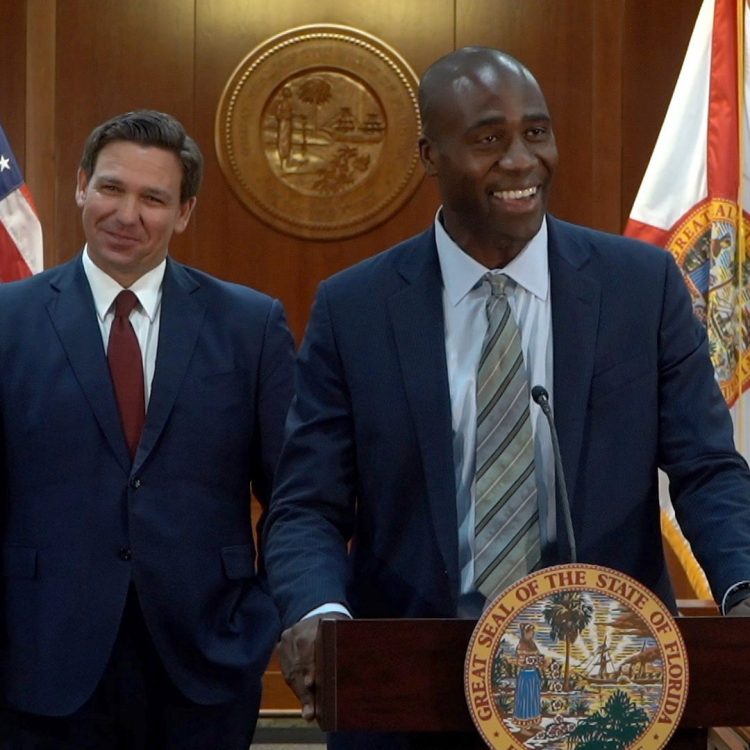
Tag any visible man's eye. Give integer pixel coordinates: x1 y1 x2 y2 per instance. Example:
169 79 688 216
100 184 121 193
144 195 165 205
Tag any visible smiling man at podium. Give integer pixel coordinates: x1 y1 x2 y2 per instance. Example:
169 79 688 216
264 46 750 750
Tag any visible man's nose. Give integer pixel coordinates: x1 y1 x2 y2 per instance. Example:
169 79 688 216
497 136 536 171
115 195 140 224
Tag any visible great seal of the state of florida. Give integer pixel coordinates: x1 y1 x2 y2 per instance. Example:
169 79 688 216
215 24 423 240
465 564 688 750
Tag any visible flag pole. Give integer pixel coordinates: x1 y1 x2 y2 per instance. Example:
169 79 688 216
736 0 746 452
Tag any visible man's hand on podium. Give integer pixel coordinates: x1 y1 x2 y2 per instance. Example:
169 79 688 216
726 595 750 616
279 611 350 721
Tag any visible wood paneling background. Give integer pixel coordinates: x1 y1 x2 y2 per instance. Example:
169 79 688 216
0 0 704 711
1 0 701 341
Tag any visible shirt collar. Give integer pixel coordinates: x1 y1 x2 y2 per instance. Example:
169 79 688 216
82 245 166 323
434 210 549 306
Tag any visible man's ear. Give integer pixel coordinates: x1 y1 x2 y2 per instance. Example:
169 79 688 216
75 168 89 208
173 196 197 234
419 136 439 177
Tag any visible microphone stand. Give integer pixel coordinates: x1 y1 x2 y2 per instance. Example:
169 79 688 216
531 385 577 564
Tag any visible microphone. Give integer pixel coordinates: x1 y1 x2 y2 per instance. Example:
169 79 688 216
531 385 577 563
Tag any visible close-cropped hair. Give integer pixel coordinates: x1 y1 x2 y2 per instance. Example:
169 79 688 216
79 110 203 202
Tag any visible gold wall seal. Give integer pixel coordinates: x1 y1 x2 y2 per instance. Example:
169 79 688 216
215 25 423 240
465 564 689 750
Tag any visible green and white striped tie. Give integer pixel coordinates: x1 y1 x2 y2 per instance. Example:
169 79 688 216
474 273 540 603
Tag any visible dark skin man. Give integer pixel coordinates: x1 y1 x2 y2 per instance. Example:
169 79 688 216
278 47 562 723
272 47 750 729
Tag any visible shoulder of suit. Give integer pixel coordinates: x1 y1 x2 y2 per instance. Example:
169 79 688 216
0 256 77 304
548 215 672 268
323 226 434 290
169 259 279 310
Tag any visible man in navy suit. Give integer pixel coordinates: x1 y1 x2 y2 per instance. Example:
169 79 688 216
264 48 750 749
0 111 294 748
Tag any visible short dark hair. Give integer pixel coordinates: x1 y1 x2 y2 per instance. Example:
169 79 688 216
79 110 203 202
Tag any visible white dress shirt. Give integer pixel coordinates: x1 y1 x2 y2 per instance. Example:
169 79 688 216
82 247 165 406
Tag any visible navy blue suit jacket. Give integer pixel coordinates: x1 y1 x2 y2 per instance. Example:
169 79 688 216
0 255 294 716
266 217 750 630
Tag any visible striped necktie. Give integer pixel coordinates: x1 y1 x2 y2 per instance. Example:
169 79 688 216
474 273 540 602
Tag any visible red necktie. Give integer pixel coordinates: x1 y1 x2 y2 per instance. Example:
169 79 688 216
107 290 145 460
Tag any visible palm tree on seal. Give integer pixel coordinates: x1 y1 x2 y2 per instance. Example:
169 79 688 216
542 591 593 691
298 77 332 133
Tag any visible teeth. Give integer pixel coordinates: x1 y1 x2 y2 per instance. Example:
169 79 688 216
493 186 538 200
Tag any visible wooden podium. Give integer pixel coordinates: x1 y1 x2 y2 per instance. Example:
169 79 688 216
316 616 750 748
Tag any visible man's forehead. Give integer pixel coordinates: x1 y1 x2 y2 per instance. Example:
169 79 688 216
438 68 548 123
92 143 182 176
94 141 179 167
450 59 539 95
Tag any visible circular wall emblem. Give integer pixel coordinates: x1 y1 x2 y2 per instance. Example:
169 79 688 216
215 25 423 240
465 564 688 750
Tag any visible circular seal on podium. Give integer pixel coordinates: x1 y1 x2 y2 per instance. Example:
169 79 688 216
215 24 423 240
465 564 689 750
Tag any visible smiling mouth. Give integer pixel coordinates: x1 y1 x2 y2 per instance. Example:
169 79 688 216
103 229 141 244
491 186 539 200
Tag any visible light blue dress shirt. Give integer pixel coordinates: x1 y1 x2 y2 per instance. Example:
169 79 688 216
434 213 556 595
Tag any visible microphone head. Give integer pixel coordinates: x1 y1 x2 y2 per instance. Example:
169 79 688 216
531 385 548 404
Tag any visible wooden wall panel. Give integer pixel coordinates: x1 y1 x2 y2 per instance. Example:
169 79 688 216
0 1 27 161
194 0 452 340
621 0 702 231
591 1 625 233
25 0 56 255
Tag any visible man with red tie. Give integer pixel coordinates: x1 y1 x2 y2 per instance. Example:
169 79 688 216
0 110 294 748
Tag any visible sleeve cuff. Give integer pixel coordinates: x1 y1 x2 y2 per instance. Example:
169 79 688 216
302 603 352 620
720 580 750 614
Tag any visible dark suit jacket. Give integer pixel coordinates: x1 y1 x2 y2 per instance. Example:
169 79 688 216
0 255 294 716
265 216 750 630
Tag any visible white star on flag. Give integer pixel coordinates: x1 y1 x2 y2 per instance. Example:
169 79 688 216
0 156 10 172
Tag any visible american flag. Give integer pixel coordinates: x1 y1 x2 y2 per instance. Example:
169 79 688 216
0 123 43 280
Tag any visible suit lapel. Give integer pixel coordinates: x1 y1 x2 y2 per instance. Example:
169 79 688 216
133 259 204 471
548 218 600 539
387 231 459 604
46 256 131 472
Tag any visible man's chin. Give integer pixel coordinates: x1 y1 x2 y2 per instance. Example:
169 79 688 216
489 212 545 247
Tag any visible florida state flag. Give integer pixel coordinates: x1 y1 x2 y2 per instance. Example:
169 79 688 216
627 0 750 450
625 0 749 599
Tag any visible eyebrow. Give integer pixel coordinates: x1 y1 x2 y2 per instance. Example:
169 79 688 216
93 175 172 200
467 112 551 132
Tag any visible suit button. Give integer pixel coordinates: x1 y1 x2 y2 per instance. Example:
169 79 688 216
118 547 132 561
130 477 142 489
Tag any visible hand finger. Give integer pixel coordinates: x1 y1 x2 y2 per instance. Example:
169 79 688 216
279 619 320 718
